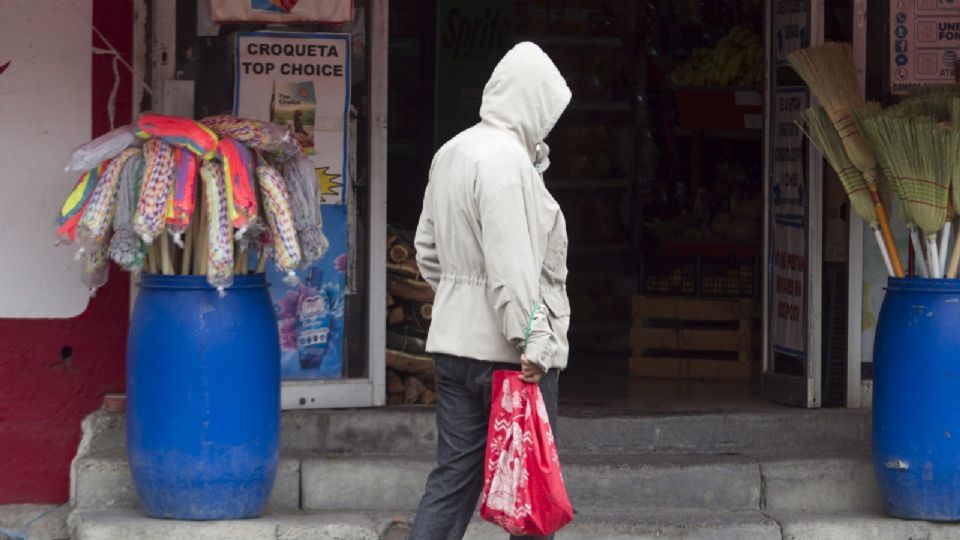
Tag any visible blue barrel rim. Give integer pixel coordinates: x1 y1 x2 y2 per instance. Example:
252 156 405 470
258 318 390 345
138 273 271 290
885 277 960 294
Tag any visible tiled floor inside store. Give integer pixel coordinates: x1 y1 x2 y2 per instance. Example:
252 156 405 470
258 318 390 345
558 361 780 416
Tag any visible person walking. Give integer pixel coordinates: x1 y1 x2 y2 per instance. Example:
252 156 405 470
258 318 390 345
410 41 572 540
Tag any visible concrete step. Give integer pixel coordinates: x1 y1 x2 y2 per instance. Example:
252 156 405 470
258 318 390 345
71 452 302 512
300 454 882 514
78 407 870 459
70 508 783 540
0 504 69 540
769 511 960 540
70 509 960 540
72 451 882 515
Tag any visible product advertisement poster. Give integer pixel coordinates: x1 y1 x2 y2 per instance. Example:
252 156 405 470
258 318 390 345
235 31 350 380
772 0 809 66
890 0 960 95
769 87 809 367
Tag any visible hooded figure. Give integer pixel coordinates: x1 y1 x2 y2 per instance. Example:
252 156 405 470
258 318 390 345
410 42 571 540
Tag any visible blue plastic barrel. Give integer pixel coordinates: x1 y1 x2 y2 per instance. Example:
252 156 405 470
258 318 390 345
127 274 280 520
874 277 960 520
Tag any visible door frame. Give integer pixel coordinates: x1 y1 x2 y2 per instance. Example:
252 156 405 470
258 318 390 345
762 0 825 408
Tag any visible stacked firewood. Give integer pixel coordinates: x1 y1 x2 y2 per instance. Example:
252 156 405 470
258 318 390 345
386 228 436 405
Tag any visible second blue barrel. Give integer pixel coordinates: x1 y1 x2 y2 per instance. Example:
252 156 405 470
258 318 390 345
874 277 960 520
126 273 280 520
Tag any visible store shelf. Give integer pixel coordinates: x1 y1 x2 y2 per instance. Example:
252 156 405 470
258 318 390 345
547 177 631 189
569 101 632 112
570 242 633 254
515 36 622 48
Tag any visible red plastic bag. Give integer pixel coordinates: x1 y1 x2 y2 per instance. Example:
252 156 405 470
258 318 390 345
480 371 574 536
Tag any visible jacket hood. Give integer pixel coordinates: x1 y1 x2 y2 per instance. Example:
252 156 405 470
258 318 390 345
479 42 572 162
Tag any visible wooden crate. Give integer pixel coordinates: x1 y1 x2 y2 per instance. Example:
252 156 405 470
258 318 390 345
629 295 758 381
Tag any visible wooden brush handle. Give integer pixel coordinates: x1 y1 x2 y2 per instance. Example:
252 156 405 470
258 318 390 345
873 200 904 277
864 169 904 277
948 232 960 278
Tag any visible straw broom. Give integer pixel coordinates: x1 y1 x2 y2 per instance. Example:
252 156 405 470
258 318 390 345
800 106 895 276
863 114 949 278
855 105 929 277
946 99 960 277
788 42 905 277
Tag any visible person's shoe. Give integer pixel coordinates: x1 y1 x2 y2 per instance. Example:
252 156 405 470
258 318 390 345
380 520 411 540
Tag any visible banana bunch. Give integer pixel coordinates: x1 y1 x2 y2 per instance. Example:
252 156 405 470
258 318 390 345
670 26 764 88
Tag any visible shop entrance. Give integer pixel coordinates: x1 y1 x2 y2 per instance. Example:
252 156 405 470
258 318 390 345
385 0 865 412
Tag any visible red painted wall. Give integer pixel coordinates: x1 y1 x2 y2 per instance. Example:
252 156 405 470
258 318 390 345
0 0 133 504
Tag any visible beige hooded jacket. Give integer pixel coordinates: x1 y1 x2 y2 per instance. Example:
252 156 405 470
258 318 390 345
414 42 572 371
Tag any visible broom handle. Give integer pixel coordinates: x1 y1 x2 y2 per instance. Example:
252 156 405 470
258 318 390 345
927 236 942 279
873 227 896 277
181 223 194 275
940 221 952 278
910 228 930 278
255 248 268 274
948 231 960 278
160 234 174 275
870 186 905 277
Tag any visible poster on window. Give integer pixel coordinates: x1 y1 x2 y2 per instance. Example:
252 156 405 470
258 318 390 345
889 0 960 94
211 0 353 24
235 31 350 380
768 86 809 370
773 0 809 65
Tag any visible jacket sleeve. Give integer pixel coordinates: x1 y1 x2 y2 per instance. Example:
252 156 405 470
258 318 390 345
415 183 442 291
479 183 558 371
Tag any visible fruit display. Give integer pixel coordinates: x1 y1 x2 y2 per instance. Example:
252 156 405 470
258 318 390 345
669 26 763 88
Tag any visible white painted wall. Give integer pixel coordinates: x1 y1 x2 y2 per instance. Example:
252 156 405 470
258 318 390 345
0 0 94 318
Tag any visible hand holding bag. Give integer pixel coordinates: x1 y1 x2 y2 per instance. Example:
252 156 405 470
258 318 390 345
480 370 574 536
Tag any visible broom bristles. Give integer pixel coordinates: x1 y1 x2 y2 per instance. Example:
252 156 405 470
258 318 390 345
947 98 960 212
788 43 879 176
863 114 949 237
788 43 863 111
854 105 905 219
800 106 876 224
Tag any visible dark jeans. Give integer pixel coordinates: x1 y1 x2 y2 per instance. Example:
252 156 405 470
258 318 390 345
410 354 559 540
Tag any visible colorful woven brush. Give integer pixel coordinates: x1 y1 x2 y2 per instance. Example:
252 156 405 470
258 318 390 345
134 139 177 244
257 164 302 283
56 163 108 244
109 156 147 272
66 125 140 172
78 147 142 251
217 138 258 233
200 115 293 153
201 160 235 293
165 148 198 245
81 247 110 296
283 155 328 266
136 113 219 158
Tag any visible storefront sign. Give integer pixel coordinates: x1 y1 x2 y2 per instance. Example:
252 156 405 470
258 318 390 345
890 1 960 94
773 0 809 65
235 32 351 380
435 0 513 144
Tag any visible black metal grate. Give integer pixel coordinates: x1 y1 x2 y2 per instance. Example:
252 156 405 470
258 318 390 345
821 262 848 408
